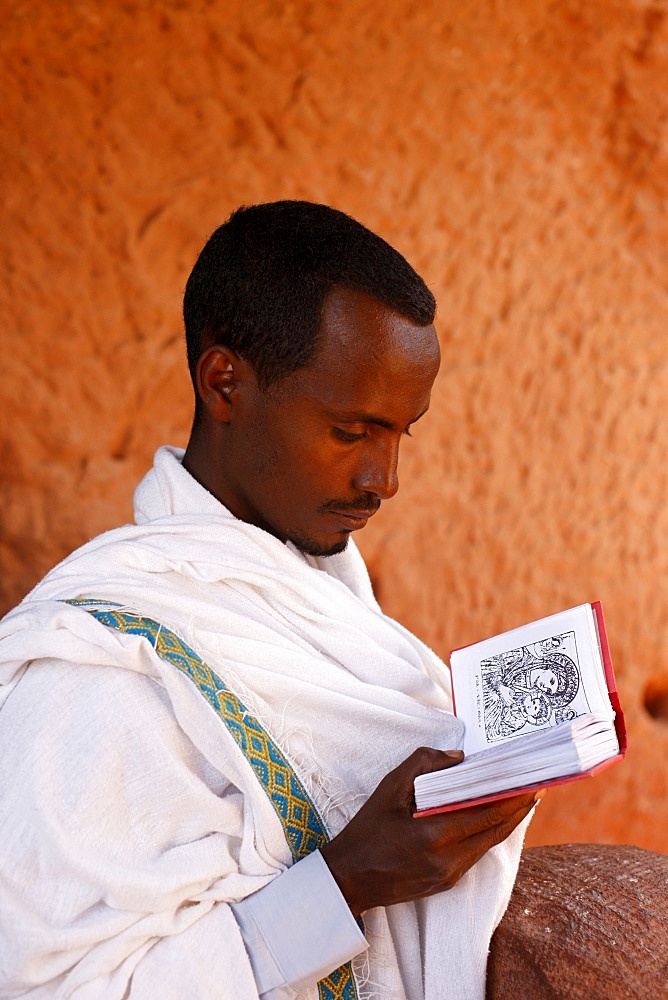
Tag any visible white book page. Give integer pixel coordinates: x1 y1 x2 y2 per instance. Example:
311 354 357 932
450 604 613 756
414 713 619 810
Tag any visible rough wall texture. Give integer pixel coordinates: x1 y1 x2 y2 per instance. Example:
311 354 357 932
1 0 667 851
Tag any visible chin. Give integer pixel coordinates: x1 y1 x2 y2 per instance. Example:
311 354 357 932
291 532 350 558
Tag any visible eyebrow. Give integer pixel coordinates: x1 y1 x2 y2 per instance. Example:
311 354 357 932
331 404 430 431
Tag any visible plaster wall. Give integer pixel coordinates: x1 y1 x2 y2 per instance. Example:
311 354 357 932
1 0 667 850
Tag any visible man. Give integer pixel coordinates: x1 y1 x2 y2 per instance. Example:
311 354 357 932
0 202 538 999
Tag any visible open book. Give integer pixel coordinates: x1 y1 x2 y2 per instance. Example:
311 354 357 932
414 602 627 815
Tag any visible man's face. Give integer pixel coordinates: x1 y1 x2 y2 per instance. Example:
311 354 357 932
220 287 441 556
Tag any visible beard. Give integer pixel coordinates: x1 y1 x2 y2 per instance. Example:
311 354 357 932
288 530 350 558
286 494 380 558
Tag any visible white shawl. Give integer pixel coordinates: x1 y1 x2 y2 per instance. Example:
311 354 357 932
0 446 526 1000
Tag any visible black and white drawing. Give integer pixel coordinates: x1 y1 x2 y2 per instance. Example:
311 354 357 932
481 631 583 742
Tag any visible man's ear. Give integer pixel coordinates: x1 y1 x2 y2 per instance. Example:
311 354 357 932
195 346 247 422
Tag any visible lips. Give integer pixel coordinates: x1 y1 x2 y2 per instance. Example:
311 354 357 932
327 509 377 530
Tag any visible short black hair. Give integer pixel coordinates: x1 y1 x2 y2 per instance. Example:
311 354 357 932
183 200 436 392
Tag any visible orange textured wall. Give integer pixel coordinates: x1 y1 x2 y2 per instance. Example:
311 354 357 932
1 0 666 851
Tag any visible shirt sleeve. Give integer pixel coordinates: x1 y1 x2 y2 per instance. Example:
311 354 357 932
231 850 368 999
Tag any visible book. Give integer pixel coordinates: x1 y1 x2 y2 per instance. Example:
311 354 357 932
414 602 627 815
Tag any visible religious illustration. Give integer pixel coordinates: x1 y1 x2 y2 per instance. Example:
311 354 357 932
480 631 581 742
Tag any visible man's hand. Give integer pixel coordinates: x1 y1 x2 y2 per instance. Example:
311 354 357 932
320 747 543 918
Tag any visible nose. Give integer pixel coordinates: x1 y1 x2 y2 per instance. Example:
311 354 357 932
352 436 400 501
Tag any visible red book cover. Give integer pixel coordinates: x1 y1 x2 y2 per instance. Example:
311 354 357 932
415 602 626 817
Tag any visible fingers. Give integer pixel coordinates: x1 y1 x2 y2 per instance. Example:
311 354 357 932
425 795 539 893
421 788 542 843
467 789 542 825
459 794 538 861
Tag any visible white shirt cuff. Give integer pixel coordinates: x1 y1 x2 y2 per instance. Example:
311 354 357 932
230 850 368 999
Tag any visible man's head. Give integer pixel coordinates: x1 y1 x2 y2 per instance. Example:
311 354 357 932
183 201 436 395
183 202 440 557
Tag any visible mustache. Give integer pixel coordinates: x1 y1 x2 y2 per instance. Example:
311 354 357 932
319 496 382 515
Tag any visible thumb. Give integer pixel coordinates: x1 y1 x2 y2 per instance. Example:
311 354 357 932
393 746 465 786
371 747 465 816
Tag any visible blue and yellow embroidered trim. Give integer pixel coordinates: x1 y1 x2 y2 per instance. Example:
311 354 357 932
63 599 359 1000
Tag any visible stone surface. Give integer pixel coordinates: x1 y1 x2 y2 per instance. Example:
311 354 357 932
1 0 667 851
487 844 668 999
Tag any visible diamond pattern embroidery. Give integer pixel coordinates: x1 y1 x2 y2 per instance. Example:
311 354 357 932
63 599 359 1000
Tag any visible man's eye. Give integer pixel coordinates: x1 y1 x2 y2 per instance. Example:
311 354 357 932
333 428 367 443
